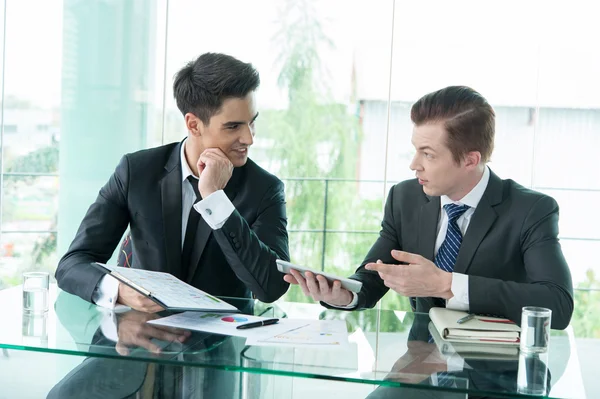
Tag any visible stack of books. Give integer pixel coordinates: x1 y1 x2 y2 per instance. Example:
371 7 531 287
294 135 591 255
429 308 521 358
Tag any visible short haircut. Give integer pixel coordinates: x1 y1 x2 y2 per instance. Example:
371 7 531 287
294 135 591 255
410 86 495 163
173 53 260 125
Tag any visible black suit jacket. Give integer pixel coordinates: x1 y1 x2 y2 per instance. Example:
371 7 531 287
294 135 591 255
56 141 290 303
349 170 573 329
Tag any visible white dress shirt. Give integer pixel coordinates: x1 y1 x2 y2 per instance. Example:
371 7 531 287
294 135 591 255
339 166 491 311
92 139 236 309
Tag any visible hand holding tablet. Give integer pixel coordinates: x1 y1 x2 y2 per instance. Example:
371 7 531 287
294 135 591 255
276 260 363 293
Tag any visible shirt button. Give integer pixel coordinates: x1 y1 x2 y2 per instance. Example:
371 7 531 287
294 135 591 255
233 238 239 244
229 232 235 238
205 209 212 215
235 243 241 249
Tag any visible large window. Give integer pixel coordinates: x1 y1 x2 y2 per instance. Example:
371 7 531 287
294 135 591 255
0 0 166 288
0 0 598 334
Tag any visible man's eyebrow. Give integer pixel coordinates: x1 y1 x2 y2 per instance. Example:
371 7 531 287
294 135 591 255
416 145 436 152
222 112 259 127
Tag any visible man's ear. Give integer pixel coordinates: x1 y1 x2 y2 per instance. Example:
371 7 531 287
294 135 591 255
463 151 482 170
185 113 204 137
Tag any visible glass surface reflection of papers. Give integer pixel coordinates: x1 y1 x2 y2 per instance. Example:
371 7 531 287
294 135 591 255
246 320 349 349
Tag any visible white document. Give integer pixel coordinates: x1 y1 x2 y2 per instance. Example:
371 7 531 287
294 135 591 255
94 263 238 312
148 311 309 339
149 312 350 348
245 319 350 348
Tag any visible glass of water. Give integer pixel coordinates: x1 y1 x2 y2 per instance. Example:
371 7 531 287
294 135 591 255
517 351 549 396
22 272 49 314
22 312 48 348
520 307 551 354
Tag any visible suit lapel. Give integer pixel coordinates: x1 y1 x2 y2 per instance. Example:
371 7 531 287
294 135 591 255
417 195 440 261
223 165 242 205
454 170 503 274
160 142 184 279
186 217 212 284
186 165 244 283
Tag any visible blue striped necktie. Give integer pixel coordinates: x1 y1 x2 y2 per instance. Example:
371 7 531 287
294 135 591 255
435 203 470 273
409 203 470 311
428 204 469 389
426 330 458 388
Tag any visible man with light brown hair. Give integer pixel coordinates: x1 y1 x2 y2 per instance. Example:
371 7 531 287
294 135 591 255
286 85 574 329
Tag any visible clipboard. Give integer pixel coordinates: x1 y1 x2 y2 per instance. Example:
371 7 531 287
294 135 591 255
92 262 239 313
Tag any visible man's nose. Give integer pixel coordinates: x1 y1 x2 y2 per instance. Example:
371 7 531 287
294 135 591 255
409 154 420 171
240 124 254 145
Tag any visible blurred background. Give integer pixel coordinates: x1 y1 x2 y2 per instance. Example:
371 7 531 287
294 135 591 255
0 0 598 336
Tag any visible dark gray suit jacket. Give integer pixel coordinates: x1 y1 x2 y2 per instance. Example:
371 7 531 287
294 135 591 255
56 141 290 304
349 170 573 329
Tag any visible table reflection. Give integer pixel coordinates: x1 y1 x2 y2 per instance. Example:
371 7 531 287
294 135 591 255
367 313 552 399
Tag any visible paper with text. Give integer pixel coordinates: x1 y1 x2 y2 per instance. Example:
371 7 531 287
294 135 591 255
148 311 309 339
96 263 238 312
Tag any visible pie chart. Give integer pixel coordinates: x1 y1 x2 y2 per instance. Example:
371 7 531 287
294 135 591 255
221 316 249 323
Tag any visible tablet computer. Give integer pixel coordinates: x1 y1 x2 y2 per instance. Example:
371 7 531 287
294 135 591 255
276 259 363 293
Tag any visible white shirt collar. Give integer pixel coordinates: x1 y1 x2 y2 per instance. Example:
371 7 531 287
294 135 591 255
180 138 198 182
440 166 490 209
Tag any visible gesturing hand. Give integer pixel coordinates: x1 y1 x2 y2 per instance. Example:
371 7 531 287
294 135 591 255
365 250 453 299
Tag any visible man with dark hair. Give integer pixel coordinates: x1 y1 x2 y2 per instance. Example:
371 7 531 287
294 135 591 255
286 86 574 329
57 53 290 311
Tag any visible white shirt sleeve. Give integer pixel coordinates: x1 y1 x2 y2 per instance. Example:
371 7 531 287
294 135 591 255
446 353 466 372
92 275 120 309
430 355 465 386
325 292 358 309
99 309 119 342
446 273 470 311
193 189 235 230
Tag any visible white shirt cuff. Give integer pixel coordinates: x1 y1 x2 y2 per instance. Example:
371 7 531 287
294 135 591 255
446 353 465 372
99 308 119 342
92 275 120 309
446 273 469 311
326 292 358 309
193 189 235 230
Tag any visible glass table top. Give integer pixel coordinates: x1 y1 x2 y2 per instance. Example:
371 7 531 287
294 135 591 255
0 285 594 398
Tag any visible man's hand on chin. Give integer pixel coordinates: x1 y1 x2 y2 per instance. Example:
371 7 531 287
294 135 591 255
196 148 233 198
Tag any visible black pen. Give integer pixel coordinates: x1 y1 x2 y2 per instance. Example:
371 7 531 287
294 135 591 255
456 314 476 324
236 318 279 330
